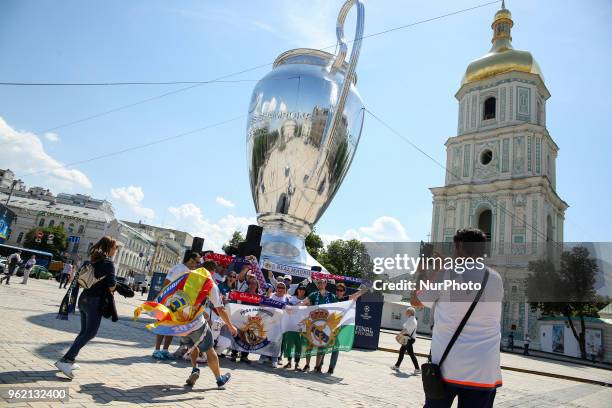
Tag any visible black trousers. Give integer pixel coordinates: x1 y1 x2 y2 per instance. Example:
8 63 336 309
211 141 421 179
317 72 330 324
395 342 419 369
424 385 496 408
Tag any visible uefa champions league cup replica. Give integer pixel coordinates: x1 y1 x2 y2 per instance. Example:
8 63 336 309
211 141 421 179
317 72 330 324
247 0 365 269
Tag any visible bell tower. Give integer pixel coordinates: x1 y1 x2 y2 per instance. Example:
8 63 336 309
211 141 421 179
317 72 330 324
429 2 568 343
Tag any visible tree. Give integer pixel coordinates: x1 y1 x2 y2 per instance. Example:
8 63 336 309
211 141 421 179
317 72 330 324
527 246 601 359
318 239 373 280
222 230 244 255
305 229 324 259
23 226 68 260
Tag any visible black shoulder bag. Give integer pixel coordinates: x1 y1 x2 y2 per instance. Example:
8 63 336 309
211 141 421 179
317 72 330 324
421 269 489 400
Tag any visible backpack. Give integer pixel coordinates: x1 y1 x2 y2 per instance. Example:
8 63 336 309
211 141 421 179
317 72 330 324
77 262 105 289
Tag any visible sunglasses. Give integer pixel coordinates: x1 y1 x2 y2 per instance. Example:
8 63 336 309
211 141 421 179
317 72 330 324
336 288 345 292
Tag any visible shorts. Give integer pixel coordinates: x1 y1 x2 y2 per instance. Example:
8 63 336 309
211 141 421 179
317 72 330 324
185 325 213 353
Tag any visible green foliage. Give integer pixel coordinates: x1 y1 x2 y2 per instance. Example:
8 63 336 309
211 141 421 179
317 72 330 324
222 230 244 255
318 239 373 280
526 246 600 359
23 226 68 260
305 229 324 259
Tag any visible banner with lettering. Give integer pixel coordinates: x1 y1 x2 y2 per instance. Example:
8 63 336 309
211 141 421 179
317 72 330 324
225 303 285 356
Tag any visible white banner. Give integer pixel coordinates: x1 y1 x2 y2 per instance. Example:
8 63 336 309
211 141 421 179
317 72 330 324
225 303 285 357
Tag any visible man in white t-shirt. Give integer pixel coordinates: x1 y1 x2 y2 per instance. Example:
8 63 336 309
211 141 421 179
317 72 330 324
412 228 503 408
152 251 201 360
181 268 237 389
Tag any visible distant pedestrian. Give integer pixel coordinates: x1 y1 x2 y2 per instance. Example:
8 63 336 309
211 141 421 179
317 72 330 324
391 307 420 375
508 332 514 351
59 261 73 289
141 283 146 296
21 255 36 284
54 236 118 379
523 334 531 356
1 250 21 285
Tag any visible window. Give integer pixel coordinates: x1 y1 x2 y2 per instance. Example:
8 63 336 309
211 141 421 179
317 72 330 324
480 149 493 165
78 225 85 234
16 232 24 243
478 209 492 241
59 221 65 229
68 223 75 233
38 218 45 227
483 97 496 120
48 220 55 227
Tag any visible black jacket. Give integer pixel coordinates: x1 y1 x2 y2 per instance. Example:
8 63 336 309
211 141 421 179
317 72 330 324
100 290 118 322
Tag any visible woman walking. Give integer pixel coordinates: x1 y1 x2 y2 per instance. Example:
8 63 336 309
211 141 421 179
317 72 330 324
20 255 36 284
391 307 421 375
54 236 118 379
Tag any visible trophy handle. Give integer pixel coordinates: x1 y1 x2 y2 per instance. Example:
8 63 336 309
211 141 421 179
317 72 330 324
311 0 364 183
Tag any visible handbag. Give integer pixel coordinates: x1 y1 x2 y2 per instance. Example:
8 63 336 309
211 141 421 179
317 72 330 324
77 262 105 289
395 328 416 346
421 269 489 400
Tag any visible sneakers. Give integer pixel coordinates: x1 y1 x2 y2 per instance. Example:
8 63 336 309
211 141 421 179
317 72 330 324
301 364 310 372
327 368 334 375
271 361 278 369
283 362 292 369
413 369 421 375
391 365 400 372
313 365 322 373
54 360 74 379
71 363 81 370
216 373 231 389
239 357 251 364
153 350 171 360
185 368 200 387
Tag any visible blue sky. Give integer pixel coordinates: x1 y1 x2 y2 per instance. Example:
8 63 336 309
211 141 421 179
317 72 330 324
0 0 610 250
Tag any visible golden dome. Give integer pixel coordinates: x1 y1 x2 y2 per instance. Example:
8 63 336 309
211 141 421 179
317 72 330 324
461 2 544 85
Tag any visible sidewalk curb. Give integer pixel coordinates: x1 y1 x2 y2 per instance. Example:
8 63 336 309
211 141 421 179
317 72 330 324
378 347 612 388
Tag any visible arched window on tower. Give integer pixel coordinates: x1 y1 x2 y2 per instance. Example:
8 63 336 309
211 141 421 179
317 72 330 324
483 97 496 120
478 209 493 242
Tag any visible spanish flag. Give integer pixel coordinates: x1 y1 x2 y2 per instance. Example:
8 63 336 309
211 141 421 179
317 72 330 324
134 267 215 335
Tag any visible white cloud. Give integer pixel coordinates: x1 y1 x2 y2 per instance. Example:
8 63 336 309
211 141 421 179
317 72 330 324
168 203 256 252
0 117 92 189
215 196 235 208
320 216 410 244
111 185 155 220
44 132 60 142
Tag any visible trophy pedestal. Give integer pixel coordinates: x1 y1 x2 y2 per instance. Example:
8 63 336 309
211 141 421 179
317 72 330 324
258 215 323 270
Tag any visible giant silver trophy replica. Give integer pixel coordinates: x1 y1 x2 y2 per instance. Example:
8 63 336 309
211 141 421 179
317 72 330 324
247 0 365 270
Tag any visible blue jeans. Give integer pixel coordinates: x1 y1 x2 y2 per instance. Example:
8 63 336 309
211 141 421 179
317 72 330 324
329 350 339 370
63 294 103 362
424 385 496 408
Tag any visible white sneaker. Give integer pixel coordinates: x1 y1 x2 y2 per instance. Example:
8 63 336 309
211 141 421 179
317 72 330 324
413 369 421 375
391 365 400 372
71 363 81 370
271 361 278 369
54 360 74 379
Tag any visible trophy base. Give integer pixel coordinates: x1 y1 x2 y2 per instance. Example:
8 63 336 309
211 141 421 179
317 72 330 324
258 222 324 271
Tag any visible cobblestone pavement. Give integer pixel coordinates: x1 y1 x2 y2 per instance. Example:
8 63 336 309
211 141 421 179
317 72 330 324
0 279 610 407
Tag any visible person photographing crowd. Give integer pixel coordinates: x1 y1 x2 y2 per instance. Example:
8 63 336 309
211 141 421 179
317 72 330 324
412 228 503 408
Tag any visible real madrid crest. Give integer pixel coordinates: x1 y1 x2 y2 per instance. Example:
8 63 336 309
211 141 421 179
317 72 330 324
236 315 270 351
300 309 342 348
